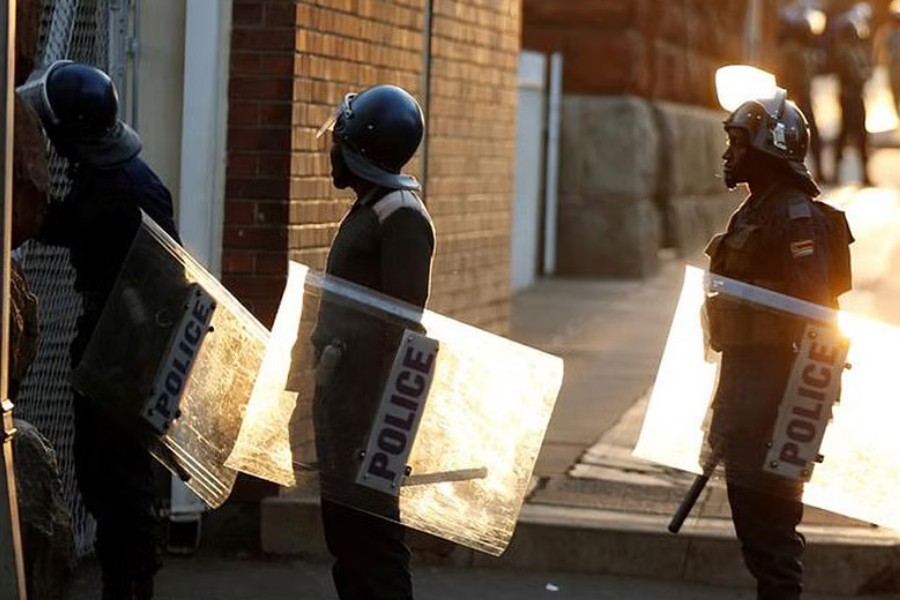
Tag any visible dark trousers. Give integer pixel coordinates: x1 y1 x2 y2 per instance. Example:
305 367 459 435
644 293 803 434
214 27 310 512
835 91 869 184
715 349 805 600
321 499 413 600
73 393 160 600
726 477 805 600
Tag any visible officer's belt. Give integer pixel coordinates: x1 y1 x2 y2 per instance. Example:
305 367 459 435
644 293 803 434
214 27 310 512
708 292 797 350
711 305 794 348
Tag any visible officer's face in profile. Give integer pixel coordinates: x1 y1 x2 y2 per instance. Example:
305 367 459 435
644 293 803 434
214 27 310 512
330 134 352 190
722 127 752 190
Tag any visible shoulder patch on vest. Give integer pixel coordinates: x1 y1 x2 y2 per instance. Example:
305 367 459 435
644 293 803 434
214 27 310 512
372 190 432 226
788 199 812 220
790 239 816 258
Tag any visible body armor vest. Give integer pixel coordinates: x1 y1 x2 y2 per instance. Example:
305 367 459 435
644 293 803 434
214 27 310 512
704 192 852 350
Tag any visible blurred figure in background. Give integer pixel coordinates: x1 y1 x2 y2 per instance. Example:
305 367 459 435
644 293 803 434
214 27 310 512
877 1 900 117
777 1 825 181
829 2 874 185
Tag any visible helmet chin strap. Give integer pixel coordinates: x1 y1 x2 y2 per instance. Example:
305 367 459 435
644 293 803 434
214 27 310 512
70 122 143 168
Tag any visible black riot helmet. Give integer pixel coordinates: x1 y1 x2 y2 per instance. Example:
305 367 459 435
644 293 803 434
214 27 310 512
47 62 119 139
319 85 424 191
16 60 141 166
778 6 814 44
723 89 815 187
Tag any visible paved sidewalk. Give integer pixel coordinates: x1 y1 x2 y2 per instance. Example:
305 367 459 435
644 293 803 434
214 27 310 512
66 556 886 600
509 256 685 479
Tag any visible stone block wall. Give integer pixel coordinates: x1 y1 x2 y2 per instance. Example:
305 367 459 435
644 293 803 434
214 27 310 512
654 102 743 258
224 0 519 333
556 95 742 277
556 97 661 278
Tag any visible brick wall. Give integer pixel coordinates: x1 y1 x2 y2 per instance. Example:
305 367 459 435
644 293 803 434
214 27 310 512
224 0 520 334
224 1 297 327
425 0 520 332
522 0 779 108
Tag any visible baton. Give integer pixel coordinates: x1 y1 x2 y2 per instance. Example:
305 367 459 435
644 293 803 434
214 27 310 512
668 446 722 534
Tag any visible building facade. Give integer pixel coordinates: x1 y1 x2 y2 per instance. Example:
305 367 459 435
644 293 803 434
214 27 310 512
13 0 523 551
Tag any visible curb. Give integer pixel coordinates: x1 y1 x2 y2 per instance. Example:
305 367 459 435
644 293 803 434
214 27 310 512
260 496 900 596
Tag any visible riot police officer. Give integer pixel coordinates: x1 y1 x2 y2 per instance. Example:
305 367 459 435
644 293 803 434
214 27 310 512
18 61 179 600
311 85 434 600
705 91 852 600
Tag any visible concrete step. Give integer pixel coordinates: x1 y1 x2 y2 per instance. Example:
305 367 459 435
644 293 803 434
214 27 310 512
261 496 900 596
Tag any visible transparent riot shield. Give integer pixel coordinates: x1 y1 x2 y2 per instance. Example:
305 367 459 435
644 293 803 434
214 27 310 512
635 265 900 530
72 214 269 509
226 262 564 556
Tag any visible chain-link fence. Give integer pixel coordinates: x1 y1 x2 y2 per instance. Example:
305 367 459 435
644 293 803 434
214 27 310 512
15 0 131 557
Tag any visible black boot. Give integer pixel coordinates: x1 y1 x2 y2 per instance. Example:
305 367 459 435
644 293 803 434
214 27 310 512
100 575 133 600
134 577 155 600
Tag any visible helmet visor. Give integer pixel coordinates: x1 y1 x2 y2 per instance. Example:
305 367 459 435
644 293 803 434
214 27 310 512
15 60 72 129
316 93 357 139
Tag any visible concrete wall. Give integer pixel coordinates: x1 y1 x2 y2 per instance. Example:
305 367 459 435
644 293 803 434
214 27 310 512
224 0 520 332
135 0 186 212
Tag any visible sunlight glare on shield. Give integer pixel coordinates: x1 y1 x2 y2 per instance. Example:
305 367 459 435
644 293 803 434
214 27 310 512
227 261 311 488
226 262 564 555
635 266 900 531
806 310 900 529
633 266 716 474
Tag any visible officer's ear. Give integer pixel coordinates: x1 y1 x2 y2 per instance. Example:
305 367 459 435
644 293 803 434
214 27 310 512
329 135 344 166
329 135 355 190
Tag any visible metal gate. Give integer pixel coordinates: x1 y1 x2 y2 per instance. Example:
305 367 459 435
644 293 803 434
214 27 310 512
511 51 562 292
511 51 546 293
